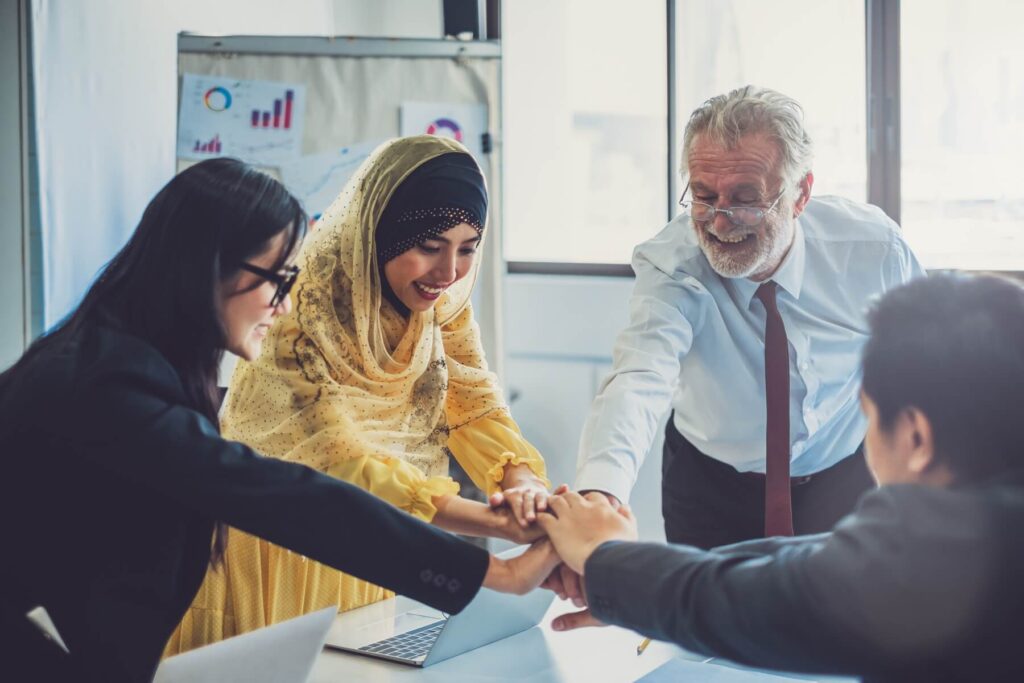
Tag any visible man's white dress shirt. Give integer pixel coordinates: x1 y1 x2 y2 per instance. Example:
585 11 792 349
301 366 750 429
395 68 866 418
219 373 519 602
575 196 925 503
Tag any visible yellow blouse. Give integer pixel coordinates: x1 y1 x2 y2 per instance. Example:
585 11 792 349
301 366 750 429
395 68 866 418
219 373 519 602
163 415 545 657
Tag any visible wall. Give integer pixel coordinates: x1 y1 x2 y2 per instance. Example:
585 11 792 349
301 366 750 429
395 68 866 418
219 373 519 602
328 0 443 37
29 0 445 331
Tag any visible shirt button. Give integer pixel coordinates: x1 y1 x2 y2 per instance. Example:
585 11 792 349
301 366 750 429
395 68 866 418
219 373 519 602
447 579 461 593
433 573 447 587
420 569 433 583
800 361 809 370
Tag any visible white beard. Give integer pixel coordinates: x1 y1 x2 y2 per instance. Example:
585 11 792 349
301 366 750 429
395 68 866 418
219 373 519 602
695 213 795 280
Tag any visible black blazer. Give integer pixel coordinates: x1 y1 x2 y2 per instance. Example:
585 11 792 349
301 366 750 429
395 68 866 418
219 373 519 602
0 323 489 682
585 473 1024 683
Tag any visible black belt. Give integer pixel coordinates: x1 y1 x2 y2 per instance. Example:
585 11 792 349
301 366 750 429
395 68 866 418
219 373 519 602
740 471 814 486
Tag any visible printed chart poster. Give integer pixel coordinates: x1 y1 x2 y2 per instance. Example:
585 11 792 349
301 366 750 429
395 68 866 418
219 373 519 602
279 140 385 221
400 102 488 163
177 73 306 165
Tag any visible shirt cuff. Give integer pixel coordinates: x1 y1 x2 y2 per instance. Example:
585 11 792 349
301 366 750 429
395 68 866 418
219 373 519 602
403 476 461 522
485 451 550 496
574 460 636 505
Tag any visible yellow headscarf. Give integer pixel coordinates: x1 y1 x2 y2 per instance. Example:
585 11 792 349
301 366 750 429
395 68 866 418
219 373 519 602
220 135 509 482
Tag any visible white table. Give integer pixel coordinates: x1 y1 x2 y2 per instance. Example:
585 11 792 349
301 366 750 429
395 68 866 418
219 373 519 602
309 599 858 683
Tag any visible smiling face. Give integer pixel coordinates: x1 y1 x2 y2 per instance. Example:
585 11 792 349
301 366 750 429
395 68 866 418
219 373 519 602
687 133 811 281
220 230 295 361
382 222 481 313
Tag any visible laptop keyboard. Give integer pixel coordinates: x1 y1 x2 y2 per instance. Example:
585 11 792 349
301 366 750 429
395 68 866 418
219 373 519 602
358 620 445 661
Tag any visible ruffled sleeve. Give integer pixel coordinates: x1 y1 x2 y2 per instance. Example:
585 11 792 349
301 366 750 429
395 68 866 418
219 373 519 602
323 453 460 522
447 413 550 496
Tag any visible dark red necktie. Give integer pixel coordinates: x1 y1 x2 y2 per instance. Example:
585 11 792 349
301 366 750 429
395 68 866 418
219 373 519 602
755 282 794 537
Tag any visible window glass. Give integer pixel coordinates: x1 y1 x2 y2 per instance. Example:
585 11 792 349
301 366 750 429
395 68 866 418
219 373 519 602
673 0 867 208
504 0 668 264
901 0 1024 270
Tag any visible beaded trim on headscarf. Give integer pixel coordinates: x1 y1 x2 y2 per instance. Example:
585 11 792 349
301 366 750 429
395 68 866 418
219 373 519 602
377 206 485 263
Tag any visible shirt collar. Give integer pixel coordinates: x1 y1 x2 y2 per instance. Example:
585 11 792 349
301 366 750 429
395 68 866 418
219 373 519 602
730 220 806 308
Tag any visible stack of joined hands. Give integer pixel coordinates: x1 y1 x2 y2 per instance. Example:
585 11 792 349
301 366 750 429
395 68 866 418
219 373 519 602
486 481 639 632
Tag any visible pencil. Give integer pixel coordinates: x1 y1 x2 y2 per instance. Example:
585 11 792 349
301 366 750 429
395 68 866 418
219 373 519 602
636 637 651 656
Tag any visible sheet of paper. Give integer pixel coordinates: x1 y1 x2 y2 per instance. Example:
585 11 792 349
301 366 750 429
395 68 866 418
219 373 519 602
154 606 336 683
636 656 813 682
278 140 384 220
177 73 307 165
400 101 488 163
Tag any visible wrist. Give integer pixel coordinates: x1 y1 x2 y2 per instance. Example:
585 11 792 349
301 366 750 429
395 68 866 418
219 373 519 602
500 463 541 490
431 493 455 521
561 536 611 576
501 474 545 491
434 496 508 539
489 509 518 541
482 555 510 592
577 540 605 575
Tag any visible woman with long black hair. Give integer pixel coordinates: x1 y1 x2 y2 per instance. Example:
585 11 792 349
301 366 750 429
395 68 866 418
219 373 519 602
0 158 557 682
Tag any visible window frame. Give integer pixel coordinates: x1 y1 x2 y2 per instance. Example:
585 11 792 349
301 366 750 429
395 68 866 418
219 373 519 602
866 0 900 223
505 0 941 276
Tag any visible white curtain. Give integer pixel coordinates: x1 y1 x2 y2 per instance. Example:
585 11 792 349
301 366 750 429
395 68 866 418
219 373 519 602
30 0 334 327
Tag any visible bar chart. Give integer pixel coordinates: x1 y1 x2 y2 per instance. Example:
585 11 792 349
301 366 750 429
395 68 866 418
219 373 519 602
192 134 222 154
178 74 306 164
251 90 295 130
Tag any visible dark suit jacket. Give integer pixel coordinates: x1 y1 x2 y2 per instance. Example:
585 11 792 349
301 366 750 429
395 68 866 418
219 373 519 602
0 323 489 682
585 472 1024 682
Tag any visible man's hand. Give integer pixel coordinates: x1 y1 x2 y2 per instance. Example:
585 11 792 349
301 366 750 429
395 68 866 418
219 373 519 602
552 607 606 632
481 538 561 595
536 491 638 574
541 564 587 607
578 489 622 510
541 563 609 631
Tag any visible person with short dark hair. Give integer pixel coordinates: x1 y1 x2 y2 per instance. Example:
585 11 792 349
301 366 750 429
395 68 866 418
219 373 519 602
0 158 558 682
540 273 1024 682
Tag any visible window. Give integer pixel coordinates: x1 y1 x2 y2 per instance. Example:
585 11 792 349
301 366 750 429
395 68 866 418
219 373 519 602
901 0 1024 270
503 0 667 265
504 0 1024 272
673 0 867 206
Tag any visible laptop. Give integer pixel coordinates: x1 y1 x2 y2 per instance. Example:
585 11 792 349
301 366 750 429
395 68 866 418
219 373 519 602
154 606 336 683
325 546 554 667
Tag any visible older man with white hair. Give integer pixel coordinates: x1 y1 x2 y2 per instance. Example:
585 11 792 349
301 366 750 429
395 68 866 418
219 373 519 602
575 85 925 550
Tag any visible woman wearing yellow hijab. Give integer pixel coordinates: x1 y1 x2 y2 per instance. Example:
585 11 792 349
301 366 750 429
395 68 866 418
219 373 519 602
165 136 550 654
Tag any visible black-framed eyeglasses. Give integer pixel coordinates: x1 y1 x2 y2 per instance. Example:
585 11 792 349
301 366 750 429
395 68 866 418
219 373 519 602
678 182 786 228
238 263 300 307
